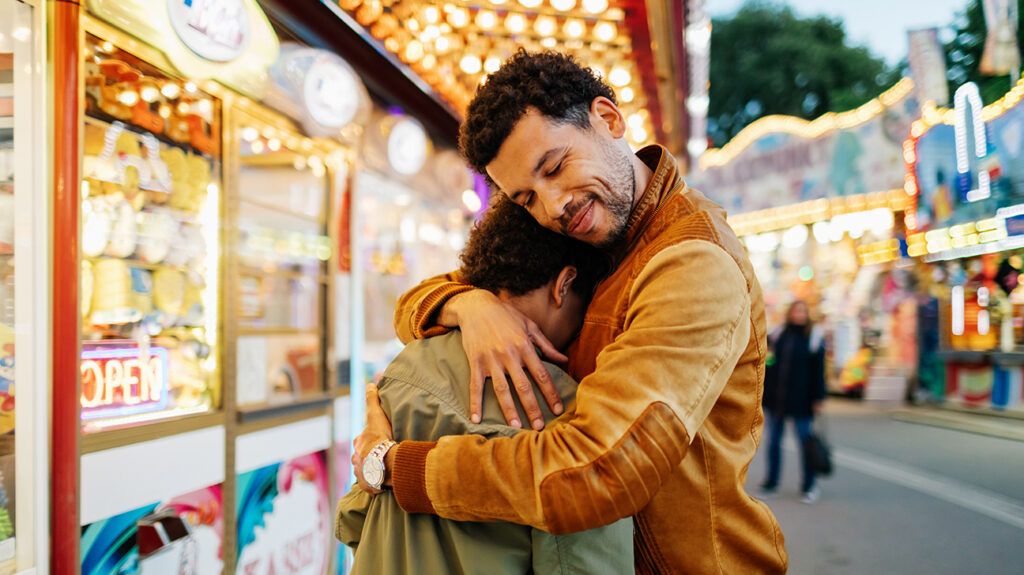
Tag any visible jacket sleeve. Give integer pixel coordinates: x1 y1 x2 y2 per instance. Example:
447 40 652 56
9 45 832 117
393 272 476 343
390 241 752 534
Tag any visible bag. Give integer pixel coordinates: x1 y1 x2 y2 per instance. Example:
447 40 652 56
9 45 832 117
804 422 833 477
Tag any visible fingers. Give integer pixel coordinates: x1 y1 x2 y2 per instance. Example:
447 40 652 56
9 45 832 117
507 361 545 430
487 359 522 428
469 361 484 424
522 346 564 416
529 325 568 364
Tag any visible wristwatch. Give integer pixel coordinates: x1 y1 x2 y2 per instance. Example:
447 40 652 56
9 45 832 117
362 439 397 491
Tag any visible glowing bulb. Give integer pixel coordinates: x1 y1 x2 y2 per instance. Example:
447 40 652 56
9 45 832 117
267 138 281 152
404 40 425 62
505 13 527 34
196 99 213 116
140 85 160 103
422 54 437 70
116 90 139 106
242 127 259 142
250 140 265 154
447 7 469 28
462 189 482 212
608 66 631 87
435 35 451 53
423 6 440 23
158 104 172 118
594 21 617 43
534 15 557 37
460 54 483 74
564 18 586 38
551 0 576 10
184 82 198 93
630 126 648 143
518 0 542 7
484 56 502 73
160 83 181 99
582 0 609 14
541 37 557 48
627 113 645 130
619 87 635 103
476 10 497 29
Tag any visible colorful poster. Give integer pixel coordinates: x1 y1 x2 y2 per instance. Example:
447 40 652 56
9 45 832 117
81 484 224 575
690 82 916 215
912 86 1024 229
236 451 331 575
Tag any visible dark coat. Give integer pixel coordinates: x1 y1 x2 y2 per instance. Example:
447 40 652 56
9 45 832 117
763 324 826 418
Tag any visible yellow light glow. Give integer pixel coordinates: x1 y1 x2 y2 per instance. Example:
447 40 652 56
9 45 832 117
505 13 527 34
460 54 483 74
609 66 631 87
593 21 617 43
435 35 452 53
116 90 139 106
158 104 172 118
423 5 441 23
535 15 557 37
250 140 265 154
485 55 502 73
267 138 281 152
564 18 586 38
140 86 160 103
476 10 498 29
519 0 543 8
422 54 438 70
627 112 645 130
540 37 558 48
160 83 181 100
405 40 425 62
447 7 469 28
184 82 198 94
583 0 609 14
630 126 648 143
552 0 577 10
619 86 635 103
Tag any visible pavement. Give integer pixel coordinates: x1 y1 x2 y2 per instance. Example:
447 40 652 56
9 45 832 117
745 399 1024 575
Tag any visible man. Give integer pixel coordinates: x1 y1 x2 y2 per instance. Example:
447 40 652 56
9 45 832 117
355 51 788 574
338 198 631 573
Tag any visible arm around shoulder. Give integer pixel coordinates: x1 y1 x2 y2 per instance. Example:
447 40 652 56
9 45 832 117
393 271 475 343
392 240 752 533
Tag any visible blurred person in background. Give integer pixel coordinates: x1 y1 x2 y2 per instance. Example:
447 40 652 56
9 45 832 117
761 299 827 504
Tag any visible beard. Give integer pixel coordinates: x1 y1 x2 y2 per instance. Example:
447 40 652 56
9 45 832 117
591 141 635 249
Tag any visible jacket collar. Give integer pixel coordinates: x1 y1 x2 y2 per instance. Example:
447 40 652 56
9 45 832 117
612 145 684 260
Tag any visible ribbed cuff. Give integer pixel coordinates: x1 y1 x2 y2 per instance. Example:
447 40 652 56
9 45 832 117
414 284 475 339
392 440 437 515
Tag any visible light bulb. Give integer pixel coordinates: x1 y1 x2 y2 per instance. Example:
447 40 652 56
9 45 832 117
534 15 557 37
564 19 586 38
476 10 498 29
594 21 617 43
460 54 483 74
551 0 577 11
505 13 527 34
582 0 609 14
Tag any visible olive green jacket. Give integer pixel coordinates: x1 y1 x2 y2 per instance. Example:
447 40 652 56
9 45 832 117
336 331 633 575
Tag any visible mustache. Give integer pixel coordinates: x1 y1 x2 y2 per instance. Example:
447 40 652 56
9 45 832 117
559 195 594 234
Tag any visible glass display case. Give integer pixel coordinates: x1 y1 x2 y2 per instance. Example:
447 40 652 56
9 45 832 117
231 108 335 410
79 34 222 433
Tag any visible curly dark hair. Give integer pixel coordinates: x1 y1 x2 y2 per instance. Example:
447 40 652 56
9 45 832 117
460 197 608 297
459 50 616 175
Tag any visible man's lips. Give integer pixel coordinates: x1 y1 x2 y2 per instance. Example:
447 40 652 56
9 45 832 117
567 200 594 235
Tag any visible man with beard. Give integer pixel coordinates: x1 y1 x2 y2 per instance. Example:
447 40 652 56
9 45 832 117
353 51 788 574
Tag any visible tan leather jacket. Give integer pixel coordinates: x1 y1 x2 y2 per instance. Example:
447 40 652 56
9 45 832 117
390 146 788 574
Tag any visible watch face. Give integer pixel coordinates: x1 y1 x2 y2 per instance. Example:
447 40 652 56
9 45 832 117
363 457 384 488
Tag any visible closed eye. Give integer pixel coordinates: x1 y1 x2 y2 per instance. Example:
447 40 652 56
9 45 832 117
545 161 563 178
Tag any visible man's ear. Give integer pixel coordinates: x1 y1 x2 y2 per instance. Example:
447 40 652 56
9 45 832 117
552 266 578 307
590 96 626 139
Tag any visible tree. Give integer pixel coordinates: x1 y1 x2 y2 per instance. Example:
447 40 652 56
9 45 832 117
944 0 1024 105
708 1 899 148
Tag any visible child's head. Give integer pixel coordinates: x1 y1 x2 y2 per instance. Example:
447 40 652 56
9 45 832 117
459 197 607 350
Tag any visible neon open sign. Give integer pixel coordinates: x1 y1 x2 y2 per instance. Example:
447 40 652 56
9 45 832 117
81 347 170 420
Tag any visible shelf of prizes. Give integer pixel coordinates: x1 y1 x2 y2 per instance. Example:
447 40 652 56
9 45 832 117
60 2 369 572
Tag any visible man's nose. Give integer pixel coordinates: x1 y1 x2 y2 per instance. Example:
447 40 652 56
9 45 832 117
535 183 572 222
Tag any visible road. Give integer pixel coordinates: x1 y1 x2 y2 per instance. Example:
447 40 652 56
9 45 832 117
744 400 1024 575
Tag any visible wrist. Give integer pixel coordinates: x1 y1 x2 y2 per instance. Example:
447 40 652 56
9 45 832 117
384 443 397 487
440 289 491 327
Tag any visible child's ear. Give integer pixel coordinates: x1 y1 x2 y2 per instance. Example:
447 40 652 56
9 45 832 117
553 266 578 307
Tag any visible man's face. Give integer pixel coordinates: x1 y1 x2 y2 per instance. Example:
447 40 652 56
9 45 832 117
486 108 636 248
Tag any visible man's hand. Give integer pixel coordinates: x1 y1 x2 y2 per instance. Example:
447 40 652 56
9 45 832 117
443 289 566 430
352 383 394 494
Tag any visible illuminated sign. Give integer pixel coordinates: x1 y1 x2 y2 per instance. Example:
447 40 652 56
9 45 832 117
81 347 170 420
387 117 429 175
953 83 992 203
168 0 250 63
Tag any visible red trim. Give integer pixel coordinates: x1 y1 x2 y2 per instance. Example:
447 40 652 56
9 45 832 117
52 1 81 571
623 1 665 145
